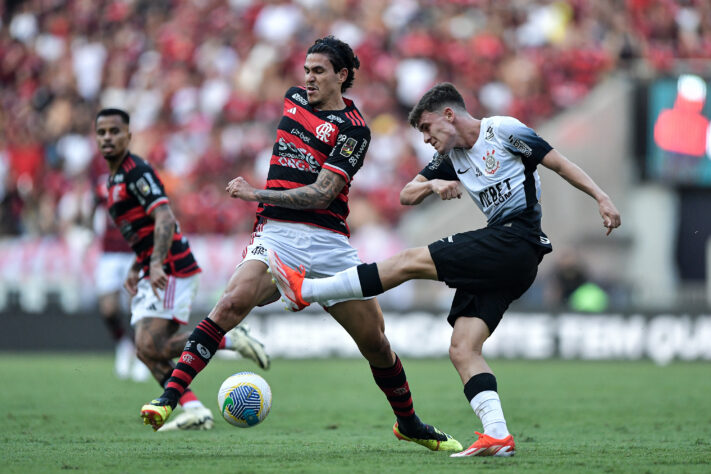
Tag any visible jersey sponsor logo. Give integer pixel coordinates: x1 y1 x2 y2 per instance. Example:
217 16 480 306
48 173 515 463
197 343 211 359
479 178 512 208
277 136 320 173
456 167 470 174
340 137 358 157
486 126 494 141
327 114 345 124
508 134 532 157
287 107 297 114
482 149 500 175
315 122 335 143
290 128 311 143
136 177 151 196
291 92 308 106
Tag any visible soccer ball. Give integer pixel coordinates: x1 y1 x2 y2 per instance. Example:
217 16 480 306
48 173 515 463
217 371 272 428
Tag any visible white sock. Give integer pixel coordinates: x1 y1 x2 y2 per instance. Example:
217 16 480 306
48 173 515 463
470 390 510 439
182 400 205 410
302 266 363 302
222 333 233 349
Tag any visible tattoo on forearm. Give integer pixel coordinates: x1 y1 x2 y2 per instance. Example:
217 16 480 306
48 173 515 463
151 207 175 265
255 171 344 209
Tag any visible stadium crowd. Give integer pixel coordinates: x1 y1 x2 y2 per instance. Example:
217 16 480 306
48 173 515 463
1 0 709 239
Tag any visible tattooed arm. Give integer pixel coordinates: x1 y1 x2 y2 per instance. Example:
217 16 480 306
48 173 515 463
148 204 175 296
226 169 345 209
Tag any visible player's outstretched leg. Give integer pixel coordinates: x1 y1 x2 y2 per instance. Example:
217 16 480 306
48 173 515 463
141 318 226 430
267 250 309 311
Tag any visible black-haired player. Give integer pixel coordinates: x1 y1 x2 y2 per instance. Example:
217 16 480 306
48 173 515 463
141 37 462 452
95 108 270 431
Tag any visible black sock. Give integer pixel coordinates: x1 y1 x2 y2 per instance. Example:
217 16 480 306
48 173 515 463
463 373 498 402
370 355 418 427
356 263 384 297
161 318 225 407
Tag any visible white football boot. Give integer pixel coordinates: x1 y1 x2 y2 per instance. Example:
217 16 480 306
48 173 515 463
227 325 271 370
158 405 214 431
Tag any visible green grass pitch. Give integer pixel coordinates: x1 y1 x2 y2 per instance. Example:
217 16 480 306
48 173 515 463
1 354 710 473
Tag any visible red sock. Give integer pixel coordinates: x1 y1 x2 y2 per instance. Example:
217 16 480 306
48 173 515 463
178 389 199 406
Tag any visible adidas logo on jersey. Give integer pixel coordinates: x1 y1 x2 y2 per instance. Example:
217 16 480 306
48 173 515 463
287 107 297 114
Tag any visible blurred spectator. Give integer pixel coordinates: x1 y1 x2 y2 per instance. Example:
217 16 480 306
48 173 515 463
546 249 610 313
0 0 707 241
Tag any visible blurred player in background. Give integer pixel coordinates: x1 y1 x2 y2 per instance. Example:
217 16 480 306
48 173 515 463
96 108 270 431
91 164 149 382
268 82 621 457
141 36 462 452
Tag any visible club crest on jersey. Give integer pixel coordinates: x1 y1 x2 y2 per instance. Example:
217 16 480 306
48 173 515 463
340 138 358 157
136 177 151 196
315 122 335 143
482 149 500 175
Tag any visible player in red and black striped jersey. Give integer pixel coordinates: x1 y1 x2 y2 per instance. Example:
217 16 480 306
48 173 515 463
257 85 370 236
105 154 200 279
91 165 146 381
97 108 270 432
143 36 461 451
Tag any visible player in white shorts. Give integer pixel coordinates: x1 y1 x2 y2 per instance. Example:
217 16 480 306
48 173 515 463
96 107 270 433
142 36 461 452
241 220 369 308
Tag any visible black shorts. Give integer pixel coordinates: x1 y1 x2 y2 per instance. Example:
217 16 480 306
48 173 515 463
428 227 547 333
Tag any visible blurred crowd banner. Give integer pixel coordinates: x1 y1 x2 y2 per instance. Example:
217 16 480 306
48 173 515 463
0 234 250 313
1 308 709 366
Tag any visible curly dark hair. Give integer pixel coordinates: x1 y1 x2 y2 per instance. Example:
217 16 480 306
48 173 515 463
408 83 466 128
307 36 360 92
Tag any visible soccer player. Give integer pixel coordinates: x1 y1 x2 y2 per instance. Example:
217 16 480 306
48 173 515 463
268 82 622 457
91 173 149 381
141 36 462 452
95 108 270 431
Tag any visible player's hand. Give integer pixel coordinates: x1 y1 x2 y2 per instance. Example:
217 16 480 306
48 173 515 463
149 263 168 299
598 196 621 236
226 176 258 201
431 180 462 200
124 268 140 296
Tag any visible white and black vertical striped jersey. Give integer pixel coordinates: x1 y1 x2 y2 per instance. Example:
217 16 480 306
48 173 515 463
419 116 553 249
256 86 370 237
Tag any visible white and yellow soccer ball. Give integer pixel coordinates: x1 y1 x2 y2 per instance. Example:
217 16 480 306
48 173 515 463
217 371 272 427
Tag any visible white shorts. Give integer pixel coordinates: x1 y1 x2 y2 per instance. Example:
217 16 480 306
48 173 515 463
94 252 135 296
242 219 371 308
130 274 199 326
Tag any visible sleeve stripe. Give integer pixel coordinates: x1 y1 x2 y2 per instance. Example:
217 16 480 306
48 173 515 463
146 198 169 215
322 164 350 183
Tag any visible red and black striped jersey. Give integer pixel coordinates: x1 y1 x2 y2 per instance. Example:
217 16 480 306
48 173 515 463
256 86 370 237
106 153 200 278
93 172 132 253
